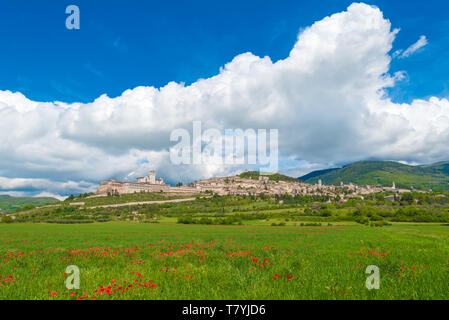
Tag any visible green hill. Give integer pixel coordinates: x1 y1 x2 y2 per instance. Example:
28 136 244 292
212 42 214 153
0 195 60 213
239 171 299 183
299 160 449 192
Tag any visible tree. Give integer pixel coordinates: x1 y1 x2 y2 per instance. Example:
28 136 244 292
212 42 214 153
22 204 35 211
320 208 332 217
1 216 13 223
401 193 414 205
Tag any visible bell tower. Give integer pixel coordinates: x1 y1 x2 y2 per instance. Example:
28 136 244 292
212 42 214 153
149 170 156 184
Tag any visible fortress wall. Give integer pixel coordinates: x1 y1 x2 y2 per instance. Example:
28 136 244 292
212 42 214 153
96 180 201 195
97 181 124 195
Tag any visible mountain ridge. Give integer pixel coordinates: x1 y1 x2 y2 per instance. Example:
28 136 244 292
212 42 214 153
298 160 449 191
0 195 60 213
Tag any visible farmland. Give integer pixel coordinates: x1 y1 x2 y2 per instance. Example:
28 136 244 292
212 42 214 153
1 193 449 300
0 221 447 300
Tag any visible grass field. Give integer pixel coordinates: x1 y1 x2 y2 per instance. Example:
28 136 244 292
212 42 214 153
0 221 447 300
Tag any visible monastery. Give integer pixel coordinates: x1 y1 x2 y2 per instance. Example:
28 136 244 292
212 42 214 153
96 171 198 196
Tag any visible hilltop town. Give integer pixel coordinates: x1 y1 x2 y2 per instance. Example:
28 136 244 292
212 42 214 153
97 170 413 200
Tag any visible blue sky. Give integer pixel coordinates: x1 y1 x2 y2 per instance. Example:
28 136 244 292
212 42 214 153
1 0 448 104
1 1 449 197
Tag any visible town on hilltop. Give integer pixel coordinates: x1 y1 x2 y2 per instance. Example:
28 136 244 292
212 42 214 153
97 170 415 200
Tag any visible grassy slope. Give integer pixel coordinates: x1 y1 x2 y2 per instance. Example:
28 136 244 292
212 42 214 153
67 192 198 207
0 195 59 213
299 161 449 191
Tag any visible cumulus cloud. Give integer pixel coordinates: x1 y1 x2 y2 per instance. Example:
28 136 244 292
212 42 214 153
0 176 96 196
0 3 447 197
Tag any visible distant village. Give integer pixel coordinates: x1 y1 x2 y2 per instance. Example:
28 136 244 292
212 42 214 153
96 170 417 201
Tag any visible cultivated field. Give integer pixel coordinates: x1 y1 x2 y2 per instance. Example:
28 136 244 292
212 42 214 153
0 222 447 299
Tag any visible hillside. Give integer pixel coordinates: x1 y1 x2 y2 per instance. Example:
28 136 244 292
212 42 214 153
298 161 449 192
299 168 340 181
0 195 60 213
239 171 299 183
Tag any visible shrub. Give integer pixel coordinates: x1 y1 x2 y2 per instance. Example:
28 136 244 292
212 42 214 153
22 204 35 211
1 216 13 223
370 221 392 227
355 216 370 225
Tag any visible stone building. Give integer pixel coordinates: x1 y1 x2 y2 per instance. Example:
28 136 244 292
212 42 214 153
97 170 413 198
96 171 198 196
136 170 164 184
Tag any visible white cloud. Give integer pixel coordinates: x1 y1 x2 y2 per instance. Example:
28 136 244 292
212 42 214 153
0 3 447 196
34 192 67 201
0 176 96 196
399 35 428 58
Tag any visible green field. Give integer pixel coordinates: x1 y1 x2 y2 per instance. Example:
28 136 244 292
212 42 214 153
0 221 447 300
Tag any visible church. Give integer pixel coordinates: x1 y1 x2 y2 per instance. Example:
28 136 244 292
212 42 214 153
96 170 198 195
